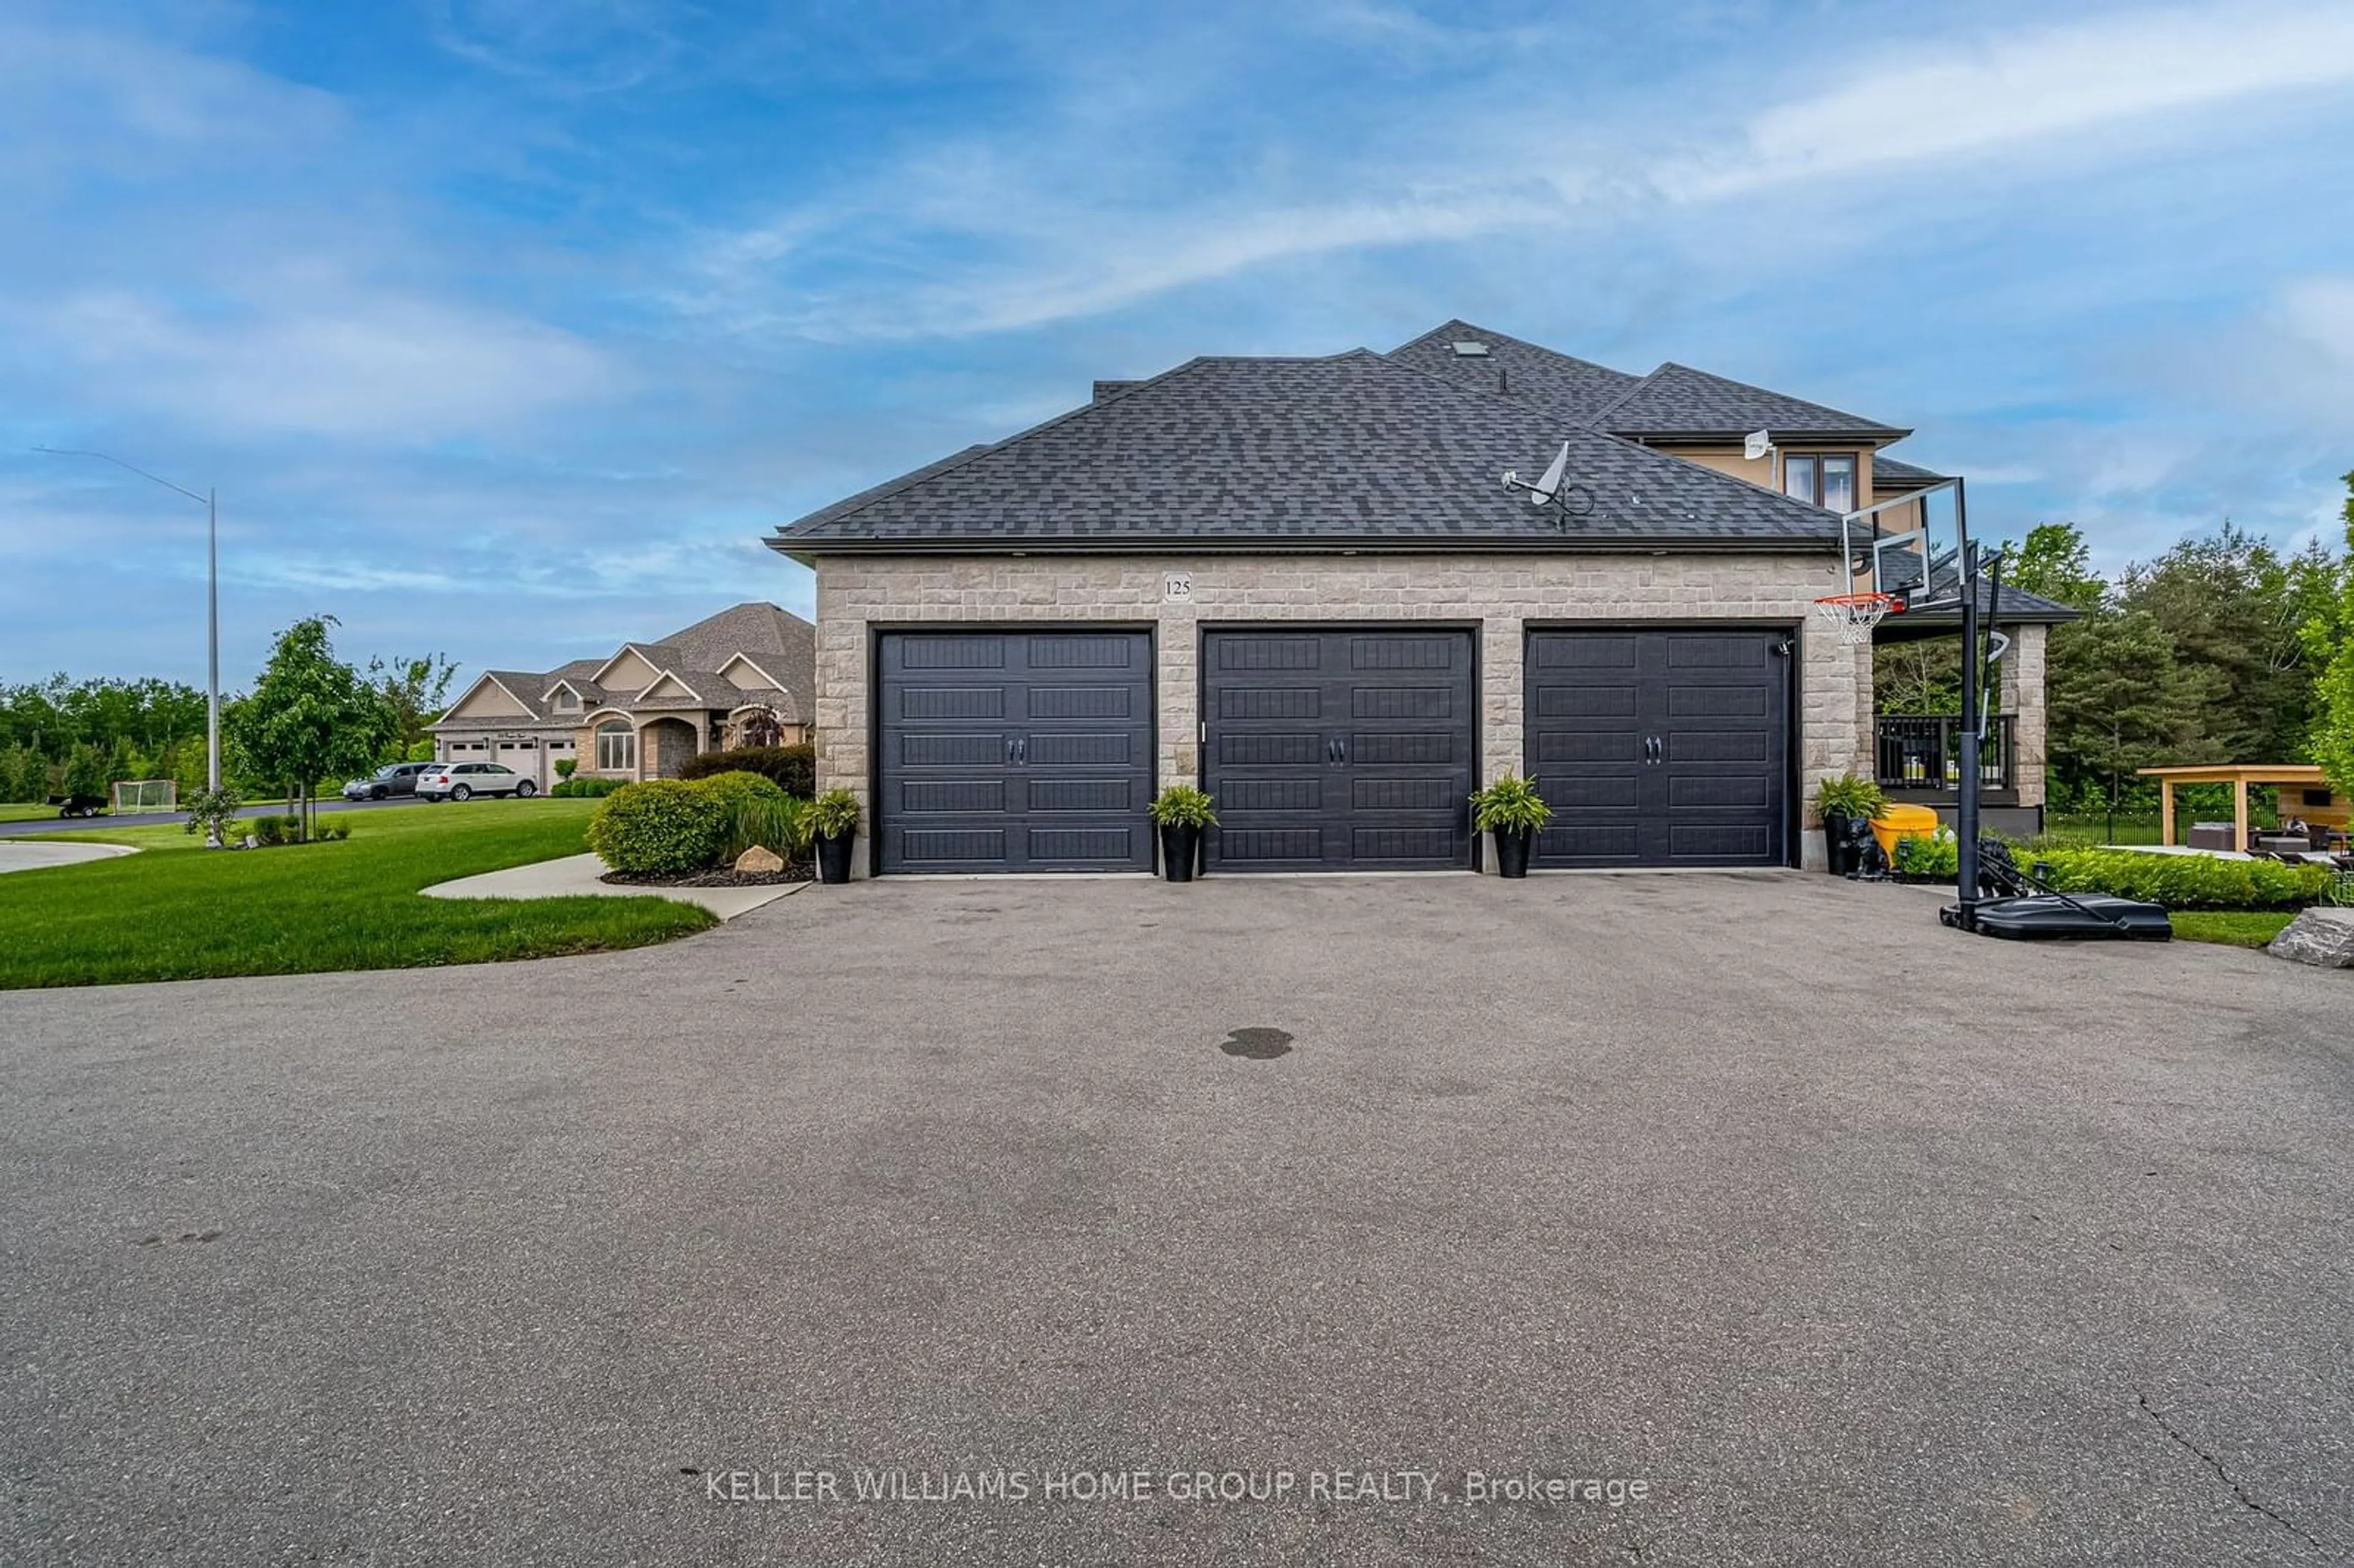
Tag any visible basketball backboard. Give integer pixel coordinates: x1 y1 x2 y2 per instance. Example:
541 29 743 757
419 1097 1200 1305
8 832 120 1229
1838 477 1967 614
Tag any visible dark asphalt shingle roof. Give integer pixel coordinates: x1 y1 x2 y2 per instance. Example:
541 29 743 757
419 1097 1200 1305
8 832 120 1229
776 349 1842 550
1387 319 1643 425
1593 362 1908 441
1872 452 1947 487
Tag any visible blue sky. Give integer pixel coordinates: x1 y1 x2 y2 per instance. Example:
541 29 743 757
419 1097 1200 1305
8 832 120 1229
5 0 2353 690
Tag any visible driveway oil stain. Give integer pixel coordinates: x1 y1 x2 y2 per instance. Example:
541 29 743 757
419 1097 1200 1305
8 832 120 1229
1219 1027 1293 1060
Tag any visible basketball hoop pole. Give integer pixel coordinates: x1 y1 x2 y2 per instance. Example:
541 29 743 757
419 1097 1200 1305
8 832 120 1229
1954 515 1981 932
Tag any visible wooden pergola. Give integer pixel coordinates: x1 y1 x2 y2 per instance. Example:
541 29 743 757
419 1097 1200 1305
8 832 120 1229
2137 763 2338 851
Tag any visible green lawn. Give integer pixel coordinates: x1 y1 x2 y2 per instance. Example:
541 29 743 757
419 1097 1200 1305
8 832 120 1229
0 799 714 990
0 802 67 823
2168 910 2298 949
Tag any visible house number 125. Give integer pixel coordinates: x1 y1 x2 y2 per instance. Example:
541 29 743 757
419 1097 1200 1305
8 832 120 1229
1163 572 1194 604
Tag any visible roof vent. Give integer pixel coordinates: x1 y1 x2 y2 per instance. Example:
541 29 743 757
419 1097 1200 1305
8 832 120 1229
1451 341 1490 357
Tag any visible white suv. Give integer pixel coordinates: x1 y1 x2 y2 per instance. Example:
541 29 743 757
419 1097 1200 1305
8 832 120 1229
416 762 536 801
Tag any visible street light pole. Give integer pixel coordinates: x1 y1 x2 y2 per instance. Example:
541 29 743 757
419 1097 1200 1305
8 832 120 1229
33 446 221 791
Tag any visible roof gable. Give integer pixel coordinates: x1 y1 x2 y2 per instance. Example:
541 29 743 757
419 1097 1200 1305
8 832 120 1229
440 672 535 721
774 349 1843 552
591 644 673 690
716 651 785 691
635 671 703 704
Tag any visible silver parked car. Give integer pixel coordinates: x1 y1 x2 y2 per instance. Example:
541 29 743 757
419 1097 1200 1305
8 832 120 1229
415 762 537 801
341 761 438 801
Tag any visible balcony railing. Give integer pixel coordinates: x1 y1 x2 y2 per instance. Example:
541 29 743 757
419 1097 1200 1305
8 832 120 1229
1876 714 2016 793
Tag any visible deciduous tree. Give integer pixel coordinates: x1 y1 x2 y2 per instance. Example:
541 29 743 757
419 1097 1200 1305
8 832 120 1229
226 618 397 840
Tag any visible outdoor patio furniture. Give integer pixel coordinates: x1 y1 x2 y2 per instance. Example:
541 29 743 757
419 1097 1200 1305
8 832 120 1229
2255 834 2314 856
2186 822 2238 852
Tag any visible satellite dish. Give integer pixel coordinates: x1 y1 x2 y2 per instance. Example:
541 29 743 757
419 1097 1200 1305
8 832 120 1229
1529 441 1569 505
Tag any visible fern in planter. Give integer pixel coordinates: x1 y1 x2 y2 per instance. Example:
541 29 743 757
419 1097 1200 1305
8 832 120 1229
1813 772 1887 822
1469 774 1551 878
1469 774 1553 835
1150 785 1217 881
808 788 861 840
1148 785 1219 828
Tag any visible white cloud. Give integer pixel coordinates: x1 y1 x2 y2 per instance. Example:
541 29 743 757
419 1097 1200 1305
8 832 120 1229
422 0 681 94
21 281 622 441
671 1 2354 341
1663 1 2354 199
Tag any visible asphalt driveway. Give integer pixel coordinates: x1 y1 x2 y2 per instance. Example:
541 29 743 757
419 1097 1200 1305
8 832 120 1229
2 872 2348 1566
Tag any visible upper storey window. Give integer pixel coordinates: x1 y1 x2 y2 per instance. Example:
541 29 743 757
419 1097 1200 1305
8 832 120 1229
1783 453 1857 512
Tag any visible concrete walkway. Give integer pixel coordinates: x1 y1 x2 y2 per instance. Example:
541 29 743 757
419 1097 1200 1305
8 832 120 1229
420 851 804 919
0 841 135 874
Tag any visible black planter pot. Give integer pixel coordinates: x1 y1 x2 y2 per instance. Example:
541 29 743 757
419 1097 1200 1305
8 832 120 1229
1822 813 1864 877
815 831 855 885
1491 827 1533 879
1158 821 1202 882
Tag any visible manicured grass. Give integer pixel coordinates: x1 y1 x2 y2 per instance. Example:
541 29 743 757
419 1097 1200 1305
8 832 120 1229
2168 910 2297 949
0 802 67 822
0 799 714 990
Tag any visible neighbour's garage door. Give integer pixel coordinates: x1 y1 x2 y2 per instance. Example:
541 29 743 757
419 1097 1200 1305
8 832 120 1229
495 740 542 788
1202 627 1475 871
876 630 1154 873
1526 628 1790 868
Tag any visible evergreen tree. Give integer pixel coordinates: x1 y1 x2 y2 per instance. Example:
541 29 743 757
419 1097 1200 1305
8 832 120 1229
2305 473 2354 796
2047 608 2216 838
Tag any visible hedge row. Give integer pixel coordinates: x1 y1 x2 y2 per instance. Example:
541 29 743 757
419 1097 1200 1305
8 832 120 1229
678 744 814 797
551 775 625 798
2036 847 2334 910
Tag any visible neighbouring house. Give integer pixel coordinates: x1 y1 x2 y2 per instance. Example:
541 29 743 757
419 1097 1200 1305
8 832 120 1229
430 601 815 788
766 321 2073 877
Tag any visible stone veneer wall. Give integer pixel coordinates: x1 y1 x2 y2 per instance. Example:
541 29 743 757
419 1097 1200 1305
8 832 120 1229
1998 622 2049 810
811 552 1873 873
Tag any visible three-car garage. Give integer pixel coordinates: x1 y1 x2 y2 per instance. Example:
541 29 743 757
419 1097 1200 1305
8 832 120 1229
872 622 1797 877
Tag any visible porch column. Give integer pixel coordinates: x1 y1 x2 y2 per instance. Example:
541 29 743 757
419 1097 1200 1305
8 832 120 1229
2159 779 2175 846
2233 778 2249 852
1997 624 2047 808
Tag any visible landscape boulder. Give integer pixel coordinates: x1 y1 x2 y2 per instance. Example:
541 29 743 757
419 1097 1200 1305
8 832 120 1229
2268 907 2354 969
733 845 787 875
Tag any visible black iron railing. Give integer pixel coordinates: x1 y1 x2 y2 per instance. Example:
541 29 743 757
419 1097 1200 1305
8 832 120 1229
1876 714 2016 792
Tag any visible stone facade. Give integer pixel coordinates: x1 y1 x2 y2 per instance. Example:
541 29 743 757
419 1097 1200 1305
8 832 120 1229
1998 623 2049 809
811 551 1876 873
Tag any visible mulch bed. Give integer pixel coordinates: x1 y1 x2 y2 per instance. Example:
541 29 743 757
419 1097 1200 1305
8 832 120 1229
601 862 811 888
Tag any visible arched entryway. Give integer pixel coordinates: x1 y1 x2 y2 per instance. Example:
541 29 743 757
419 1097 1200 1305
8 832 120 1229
639 717 701 778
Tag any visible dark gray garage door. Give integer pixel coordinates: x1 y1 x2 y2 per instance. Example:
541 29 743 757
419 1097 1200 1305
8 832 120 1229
1202 627 1474 872
877 630 1154 873
1525 628 1790 868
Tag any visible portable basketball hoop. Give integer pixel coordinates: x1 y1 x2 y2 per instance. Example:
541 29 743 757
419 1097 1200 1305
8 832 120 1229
1813 591 1900 645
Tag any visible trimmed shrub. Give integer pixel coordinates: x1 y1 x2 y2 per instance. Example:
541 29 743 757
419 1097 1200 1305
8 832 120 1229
2036 847 2333 910
587 779 726 873
321 820 351 841
554 758 577 780
679 744 814 797
694 770 789 812
249 813 302 847
552 775 625 799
